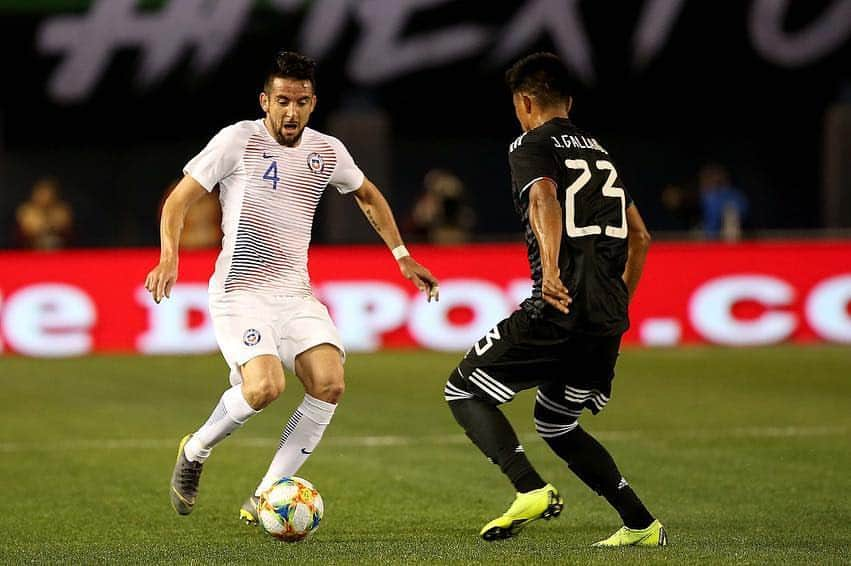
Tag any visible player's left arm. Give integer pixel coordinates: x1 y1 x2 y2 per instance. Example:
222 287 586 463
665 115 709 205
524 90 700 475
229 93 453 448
352 177 440 301
623 203 651 301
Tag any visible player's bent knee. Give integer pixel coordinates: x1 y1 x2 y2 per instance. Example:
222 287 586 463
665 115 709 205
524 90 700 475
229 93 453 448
536 420 579 440
242 379 281 409
241 356 286 408
315 380 345 403
534 398 580 439
307 373 345 403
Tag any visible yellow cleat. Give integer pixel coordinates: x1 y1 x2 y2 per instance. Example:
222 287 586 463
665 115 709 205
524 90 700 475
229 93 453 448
239 495 260 525
480 484 563 541
592 519 668 547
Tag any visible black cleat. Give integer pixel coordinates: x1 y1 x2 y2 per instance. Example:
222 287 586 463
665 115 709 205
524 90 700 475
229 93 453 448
170 434 204 515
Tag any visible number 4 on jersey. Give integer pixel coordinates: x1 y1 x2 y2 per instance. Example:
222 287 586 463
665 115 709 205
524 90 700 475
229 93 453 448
263 161 280 191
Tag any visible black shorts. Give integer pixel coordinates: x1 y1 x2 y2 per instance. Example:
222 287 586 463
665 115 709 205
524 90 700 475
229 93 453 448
453 309 621 415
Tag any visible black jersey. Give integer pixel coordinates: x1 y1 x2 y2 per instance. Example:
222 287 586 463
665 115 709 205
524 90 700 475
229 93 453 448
509 117 632 335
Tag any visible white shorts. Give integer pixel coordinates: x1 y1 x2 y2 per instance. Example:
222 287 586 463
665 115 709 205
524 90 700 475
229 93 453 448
209 292 345 385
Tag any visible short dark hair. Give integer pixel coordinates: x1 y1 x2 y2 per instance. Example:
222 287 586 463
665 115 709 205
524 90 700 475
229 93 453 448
264 50 317 92
505 52 571 107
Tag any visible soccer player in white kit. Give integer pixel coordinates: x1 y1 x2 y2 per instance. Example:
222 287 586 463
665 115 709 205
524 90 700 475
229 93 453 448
144 51 439 521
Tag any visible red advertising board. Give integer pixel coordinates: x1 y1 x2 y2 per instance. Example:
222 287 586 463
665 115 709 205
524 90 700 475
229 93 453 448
0 242 849 356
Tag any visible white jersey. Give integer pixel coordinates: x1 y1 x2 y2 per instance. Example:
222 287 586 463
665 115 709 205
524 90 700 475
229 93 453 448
184 119 364 296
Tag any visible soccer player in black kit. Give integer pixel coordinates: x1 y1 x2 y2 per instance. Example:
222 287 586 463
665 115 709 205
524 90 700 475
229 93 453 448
444 53 666 547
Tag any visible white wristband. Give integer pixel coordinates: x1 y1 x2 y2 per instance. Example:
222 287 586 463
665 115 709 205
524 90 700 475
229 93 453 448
391 245 410 260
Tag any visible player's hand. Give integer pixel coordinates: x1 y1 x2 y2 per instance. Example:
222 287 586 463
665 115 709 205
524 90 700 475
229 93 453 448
144 259 178 304
398 256 440 302
542 268 571 314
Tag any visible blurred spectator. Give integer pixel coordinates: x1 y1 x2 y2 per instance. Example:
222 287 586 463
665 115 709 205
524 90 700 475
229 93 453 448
160 180 222 249
660 183 700 232
15 176 73 250
408 169 476 244
699 163 748 241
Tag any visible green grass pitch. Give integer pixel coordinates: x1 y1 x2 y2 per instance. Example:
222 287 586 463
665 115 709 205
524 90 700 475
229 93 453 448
1 347 849 565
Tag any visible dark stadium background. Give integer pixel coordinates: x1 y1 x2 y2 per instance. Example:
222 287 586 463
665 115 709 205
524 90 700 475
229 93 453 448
0 3 850 563
0 1 849 246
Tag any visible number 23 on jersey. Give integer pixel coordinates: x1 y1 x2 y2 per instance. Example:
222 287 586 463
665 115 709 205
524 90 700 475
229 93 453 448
564 159 627 239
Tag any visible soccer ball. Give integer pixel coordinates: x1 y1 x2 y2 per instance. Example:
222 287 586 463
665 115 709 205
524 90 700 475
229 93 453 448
258 476 324 542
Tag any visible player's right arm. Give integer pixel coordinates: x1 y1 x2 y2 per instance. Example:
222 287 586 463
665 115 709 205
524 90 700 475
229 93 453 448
145 123 245 303
144 175 208 303
623 204 651 301
528 179 572 314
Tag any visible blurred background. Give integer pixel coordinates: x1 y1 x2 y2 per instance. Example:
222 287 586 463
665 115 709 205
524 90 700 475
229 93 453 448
1 4 850 562
0 0 850 355
1 0 850 249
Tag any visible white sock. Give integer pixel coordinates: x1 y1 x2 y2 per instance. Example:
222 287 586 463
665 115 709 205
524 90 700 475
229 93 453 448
254 394 336 496
184 385 259 463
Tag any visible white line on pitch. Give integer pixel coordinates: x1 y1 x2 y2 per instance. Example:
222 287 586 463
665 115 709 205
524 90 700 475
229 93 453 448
0 425 845 453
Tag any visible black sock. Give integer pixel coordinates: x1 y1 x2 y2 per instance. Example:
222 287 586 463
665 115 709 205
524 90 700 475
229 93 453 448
544 426 653 529
503 453 548 493
449 398 546 493
609 485 654 529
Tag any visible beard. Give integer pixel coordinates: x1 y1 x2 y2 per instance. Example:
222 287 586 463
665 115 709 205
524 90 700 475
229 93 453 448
272 118 303 147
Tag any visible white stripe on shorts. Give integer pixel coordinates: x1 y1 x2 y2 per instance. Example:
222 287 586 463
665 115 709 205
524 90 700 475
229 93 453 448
469 372 512 403
563 386 609 408
444 381 474 401
472 369 516 400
